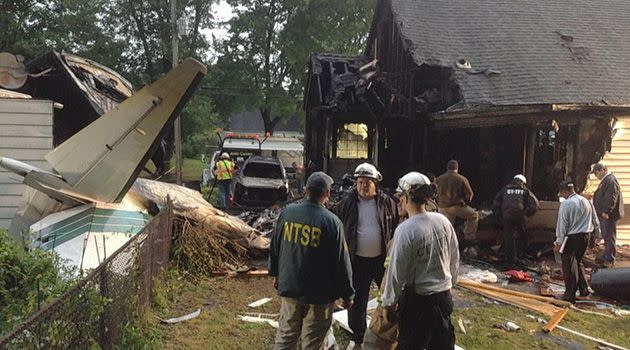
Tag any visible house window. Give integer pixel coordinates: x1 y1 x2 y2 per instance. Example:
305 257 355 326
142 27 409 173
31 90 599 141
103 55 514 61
336 123 368 159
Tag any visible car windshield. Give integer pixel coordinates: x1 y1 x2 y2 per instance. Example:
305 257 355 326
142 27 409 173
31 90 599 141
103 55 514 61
243 162 283 179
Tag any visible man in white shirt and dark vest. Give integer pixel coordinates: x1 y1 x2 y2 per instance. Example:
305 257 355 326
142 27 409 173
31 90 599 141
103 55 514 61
333 163 398 349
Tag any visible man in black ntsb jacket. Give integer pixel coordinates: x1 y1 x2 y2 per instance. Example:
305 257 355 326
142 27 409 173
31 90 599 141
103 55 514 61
493 174 539 264
269 172 354 350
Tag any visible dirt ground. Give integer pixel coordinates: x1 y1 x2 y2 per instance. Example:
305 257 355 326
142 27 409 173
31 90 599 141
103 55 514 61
149 274 630 350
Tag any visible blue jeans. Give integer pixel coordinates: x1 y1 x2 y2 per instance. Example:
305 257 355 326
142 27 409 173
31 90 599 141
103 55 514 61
600 218 617 261
218 180 231 208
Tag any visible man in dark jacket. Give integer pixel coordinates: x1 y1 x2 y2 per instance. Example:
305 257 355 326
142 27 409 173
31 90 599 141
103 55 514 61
592 163 624 266
493 174 539 264
270 172 354 350
436 160 479 240
333 163 398 349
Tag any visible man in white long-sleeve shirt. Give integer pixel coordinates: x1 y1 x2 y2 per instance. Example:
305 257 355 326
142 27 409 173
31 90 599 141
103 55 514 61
381 172 459 350
555 181 600 303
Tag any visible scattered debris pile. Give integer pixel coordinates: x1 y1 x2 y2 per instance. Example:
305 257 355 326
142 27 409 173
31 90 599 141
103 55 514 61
238 208 282 235
127 178 269 274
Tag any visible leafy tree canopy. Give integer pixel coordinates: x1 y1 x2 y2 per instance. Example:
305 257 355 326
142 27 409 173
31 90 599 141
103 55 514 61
209 0 376 134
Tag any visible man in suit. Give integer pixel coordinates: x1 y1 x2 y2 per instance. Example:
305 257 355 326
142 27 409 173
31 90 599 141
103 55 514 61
592 163 624 267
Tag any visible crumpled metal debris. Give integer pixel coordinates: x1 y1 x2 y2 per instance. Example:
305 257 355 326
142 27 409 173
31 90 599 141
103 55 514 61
238 207 282 235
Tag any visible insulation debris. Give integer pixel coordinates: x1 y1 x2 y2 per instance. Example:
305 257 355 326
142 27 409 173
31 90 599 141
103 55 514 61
460 265 499 283
458 318 467 334
237 315 279 329
493 321 520 332
248 298 272 308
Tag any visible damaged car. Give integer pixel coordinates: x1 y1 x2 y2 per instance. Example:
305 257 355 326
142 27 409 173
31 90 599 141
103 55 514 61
233 156 289 207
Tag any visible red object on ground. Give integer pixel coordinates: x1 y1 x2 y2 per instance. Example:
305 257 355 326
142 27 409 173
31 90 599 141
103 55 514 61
504 270 534 282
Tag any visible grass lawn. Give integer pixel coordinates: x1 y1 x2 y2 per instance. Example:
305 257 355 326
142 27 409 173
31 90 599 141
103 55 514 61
144 274 630 350
452 289 630 349
149 274 279 350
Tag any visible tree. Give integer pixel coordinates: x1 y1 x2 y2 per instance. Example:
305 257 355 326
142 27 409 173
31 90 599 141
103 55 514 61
211 0 376 134
181 95 223 158
100 0 215 85
3 0 226 164
0 0 125 64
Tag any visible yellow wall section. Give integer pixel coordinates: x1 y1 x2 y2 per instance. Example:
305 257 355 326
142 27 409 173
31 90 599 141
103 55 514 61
584 116 630 245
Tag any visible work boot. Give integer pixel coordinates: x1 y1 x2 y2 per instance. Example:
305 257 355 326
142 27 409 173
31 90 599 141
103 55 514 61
352 343 364 350
578 287 593 298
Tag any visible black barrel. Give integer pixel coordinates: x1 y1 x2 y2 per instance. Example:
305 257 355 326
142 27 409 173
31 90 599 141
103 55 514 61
591 267 630 302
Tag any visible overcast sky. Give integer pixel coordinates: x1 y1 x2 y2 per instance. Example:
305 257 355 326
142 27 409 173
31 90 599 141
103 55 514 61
200 1 233 60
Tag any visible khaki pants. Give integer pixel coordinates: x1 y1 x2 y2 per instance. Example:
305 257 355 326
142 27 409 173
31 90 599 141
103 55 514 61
439 205 479 240
274 297 334 350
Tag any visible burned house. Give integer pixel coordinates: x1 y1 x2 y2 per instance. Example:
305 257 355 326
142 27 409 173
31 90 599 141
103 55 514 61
304 0 630 244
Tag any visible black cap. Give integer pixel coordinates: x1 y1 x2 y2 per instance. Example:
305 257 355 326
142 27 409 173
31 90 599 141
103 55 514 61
306 172 333 192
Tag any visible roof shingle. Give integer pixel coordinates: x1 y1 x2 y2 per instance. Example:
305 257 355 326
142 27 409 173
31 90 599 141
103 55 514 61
389 0 630 108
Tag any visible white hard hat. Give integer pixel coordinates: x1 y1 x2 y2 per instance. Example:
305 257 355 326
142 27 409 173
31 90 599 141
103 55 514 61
514 174 527 184
220 152 230 159
354 163 382 181
396 172 431 193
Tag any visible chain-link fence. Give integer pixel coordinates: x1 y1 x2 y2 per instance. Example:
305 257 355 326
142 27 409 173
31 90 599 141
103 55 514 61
0 203 173 350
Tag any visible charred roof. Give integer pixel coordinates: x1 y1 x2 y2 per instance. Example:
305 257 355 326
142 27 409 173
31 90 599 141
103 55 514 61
369 0 630 110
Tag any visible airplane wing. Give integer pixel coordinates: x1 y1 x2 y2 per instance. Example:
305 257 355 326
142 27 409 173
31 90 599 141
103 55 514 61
0 157 91 206
45 58 207 202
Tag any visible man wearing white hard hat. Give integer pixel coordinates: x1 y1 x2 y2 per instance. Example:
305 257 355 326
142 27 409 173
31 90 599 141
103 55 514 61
382 171 459 349
492 174 539 265
333 163 398 349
